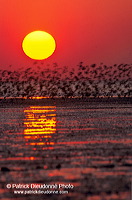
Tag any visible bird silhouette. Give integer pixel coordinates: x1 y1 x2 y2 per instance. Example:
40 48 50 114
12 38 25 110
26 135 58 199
0 63 131 98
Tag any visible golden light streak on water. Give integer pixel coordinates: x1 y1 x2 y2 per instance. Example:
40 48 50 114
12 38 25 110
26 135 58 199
24 106 56 147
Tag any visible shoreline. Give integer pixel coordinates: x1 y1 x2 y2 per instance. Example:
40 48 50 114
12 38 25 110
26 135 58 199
0 97 131 107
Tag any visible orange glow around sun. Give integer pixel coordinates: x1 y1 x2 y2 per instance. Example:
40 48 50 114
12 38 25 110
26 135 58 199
22 31 56 60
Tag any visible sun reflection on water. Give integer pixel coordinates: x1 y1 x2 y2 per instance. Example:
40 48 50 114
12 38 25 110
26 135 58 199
24 106 56 148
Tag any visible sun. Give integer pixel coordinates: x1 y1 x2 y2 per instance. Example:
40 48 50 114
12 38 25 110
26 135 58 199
22 30 56 60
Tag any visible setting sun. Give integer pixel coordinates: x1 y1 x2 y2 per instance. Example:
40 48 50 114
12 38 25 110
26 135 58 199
22 30 56 60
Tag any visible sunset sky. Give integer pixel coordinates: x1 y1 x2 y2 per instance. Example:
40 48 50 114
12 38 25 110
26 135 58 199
0 0 132 70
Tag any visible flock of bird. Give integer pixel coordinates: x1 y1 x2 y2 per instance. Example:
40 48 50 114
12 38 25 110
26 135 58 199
0 63 131 98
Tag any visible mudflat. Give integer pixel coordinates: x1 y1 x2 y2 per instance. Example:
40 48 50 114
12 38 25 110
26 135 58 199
0 98 131 200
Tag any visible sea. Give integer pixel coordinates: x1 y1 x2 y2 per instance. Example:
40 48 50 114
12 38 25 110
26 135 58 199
0 98 131 200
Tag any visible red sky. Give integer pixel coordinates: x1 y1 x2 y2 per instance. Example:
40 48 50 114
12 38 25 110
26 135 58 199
0 0 132 70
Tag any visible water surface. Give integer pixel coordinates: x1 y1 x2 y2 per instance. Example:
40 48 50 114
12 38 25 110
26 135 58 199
0 98 132 200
